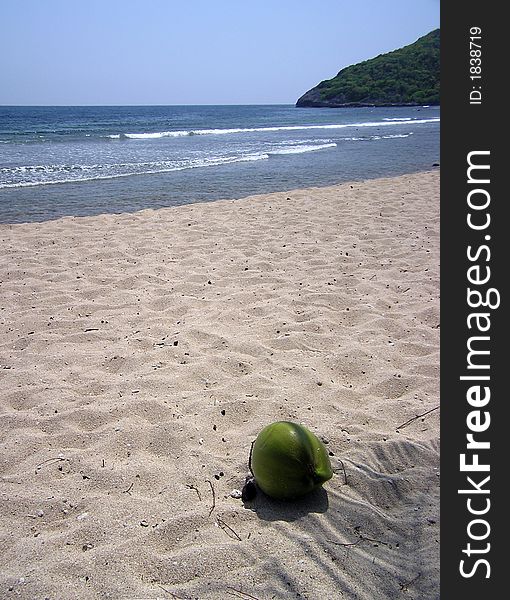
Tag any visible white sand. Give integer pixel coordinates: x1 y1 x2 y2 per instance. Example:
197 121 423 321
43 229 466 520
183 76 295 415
0 171 439 599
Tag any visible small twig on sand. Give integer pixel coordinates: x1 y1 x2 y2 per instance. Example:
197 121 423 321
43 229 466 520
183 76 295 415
217 517 241 541
123 482 134 494
399 573 422 592
206 480 216 516
186 484 202 501
226 586 261 600
328 538 363 548
396 406 440 431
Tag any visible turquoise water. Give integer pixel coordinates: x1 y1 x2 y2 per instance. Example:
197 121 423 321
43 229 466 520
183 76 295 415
0 105 439 223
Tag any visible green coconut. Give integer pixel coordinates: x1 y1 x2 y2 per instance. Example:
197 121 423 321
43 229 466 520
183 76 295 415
250 421 333 500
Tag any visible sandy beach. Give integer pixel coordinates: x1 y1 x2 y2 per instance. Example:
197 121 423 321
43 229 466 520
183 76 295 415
0 171 439 599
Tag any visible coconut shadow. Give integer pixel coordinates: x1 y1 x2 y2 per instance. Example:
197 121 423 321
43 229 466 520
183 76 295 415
243 486 329 522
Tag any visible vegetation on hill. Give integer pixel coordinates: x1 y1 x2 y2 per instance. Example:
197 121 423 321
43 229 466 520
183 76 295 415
296 29 440 107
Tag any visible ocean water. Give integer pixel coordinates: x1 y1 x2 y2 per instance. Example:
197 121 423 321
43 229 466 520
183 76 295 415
0 105 439 223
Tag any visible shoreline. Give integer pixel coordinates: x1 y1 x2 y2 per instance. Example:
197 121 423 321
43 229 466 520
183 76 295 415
0 170 439 598
1 167 439 227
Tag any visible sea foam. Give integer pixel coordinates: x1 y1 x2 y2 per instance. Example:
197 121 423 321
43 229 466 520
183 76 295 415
268 143 337 155
120 118 439 140
0 152 270 189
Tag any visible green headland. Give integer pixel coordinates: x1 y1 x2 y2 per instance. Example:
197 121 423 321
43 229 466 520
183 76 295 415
296 29 440 108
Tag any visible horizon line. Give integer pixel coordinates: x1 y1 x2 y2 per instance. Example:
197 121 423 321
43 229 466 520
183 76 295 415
0 102 297 108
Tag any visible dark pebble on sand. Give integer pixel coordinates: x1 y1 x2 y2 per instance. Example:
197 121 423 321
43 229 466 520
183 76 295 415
242 478 257 502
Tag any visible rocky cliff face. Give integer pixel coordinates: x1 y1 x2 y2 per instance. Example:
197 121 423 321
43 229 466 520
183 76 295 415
296 29 440 108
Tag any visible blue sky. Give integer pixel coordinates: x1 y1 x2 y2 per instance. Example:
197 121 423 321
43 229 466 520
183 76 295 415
0 0 440 105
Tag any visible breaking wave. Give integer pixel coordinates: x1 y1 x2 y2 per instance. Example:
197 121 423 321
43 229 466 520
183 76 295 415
268 143 337 155
119 118 439 140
